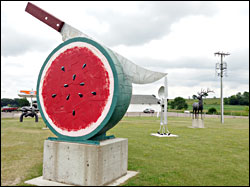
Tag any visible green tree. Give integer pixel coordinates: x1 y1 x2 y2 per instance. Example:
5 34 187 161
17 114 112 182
169 101 175 109
1 98 16 107
224 97 229 105
242 92 249 105
228 95 238 105
243 91 249 98
16 98 30 107
172 97 188 110
236 92 242 105
12 98 19 107
227 91 249 105
1 98 30 107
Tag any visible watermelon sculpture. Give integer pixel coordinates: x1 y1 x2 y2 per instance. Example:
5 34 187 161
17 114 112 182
26 2 167 144
37 37 132 142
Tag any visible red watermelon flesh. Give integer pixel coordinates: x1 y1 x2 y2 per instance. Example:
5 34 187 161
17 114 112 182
40 45 113 135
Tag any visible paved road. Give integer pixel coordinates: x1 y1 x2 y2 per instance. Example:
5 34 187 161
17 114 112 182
1 111 248 119
1 111 41 119
125 112 249 119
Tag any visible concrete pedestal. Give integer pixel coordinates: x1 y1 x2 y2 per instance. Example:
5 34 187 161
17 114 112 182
192 119 204 128
43 138 128 186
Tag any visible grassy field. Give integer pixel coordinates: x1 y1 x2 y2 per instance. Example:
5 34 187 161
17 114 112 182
1 116 249 186
184 98 221 105
169 98 249 116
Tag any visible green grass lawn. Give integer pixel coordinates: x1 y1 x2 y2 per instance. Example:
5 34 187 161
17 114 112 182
1 116 249 186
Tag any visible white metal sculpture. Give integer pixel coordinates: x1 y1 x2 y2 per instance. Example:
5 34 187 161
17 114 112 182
151 76 178 137
61 23 167 84
157 76 171 135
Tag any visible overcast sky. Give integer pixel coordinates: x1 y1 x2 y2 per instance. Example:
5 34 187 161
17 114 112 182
1 1 249 100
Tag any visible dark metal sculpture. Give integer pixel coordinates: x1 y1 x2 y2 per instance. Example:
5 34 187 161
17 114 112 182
192 88 214 119
20 102 39 122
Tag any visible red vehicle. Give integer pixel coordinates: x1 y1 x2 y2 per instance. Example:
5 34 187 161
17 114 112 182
1 106 19 112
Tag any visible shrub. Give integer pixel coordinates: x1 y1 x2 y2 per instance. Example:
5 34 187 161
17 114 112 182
208 107 217 114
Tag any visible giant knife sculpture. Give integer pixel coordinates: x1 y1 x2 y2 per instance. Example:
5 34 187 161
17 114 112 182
25 2 167 144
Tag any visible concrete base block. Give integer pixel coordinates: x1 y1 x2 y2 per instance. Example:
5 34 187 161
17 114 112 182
43 138 128 186
191 119 205 128
25 171 138 186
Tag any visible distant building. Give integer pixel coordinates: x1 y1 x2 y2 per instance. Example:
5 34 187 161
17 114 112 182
127 95 160 112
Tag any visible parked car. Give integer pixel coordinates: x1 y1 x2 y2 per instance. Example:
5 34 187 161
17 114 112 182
1 106 19 112
143 108 155 113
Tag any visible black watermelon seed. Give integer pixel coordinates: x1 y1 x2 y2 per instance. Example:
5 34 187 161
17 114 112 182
78 93 83 97
72 110 75 116
82 64 86 69
52 94 57 98
91 92 96 95
66 94 70 100
64 84 68 87
73 74 76 80
80 82 85 86
61 66 65 71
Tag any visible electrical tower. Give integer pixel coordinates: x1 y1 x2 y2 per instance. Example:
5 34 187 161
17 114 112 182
214 51 230 124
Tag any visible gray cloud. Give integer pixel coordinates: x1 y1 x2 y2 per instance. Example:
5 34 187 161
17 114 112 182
227 48 249 71
0 1 219 56
133 57 214 70
87 1 218 46
226 69 249 84
1 1 248 99
131 52 249 91
132 47 249 72
168 69 216 87
1 26 57 57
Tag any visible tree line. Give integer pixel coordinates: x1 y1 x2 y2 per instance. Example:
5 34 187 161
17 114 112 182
1 91 248 109
169 91 249 110
169 97 188 110
224 91 249 105
1 98 30 108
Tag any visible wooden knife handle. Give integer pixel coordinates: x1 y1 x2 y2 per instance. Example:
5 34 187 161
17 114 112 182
25 2 64 32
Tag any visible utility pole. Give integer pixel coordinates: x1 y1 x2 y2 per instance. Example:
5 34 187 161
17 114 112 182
214 51 230 124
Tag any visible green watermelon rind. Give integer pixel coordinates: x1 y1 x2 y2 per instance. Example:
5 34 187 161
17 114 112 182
36 37 119 141
94 47 132 137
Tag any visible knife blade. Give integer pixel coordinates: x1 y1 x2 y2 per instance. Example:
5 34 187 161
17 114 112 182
25 2 167 84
